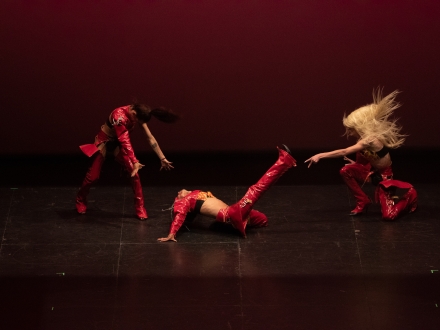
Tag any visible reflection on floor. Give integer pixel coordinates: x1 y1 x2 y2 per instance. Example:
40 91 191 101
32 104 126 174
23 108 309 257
1 180 439 329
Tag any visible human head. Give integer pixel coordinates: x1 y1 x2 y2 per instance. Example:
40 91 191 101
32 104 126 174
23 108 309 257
176 189 191 200
341 88 405 148
342 105 374 139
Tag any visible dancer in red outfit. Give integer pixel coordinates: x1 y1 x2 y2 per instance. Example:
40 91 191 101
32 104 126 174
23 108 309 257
76 103 179 220
157 145 296 242
305 89 417 220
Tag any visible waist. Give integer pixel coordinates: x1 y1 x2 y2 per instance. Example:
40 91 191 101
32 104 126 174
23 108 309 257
100 123 116 139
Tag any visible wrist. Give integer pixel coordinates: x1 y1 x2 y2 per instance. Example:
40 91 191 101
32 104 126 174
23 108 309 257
161 157 166 161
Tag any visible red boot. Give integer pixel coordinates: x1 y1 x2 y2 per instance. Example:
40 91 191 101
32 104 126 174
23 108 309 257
116 152 148 220
339 163 371 215
247 210 268 228
227 145 296 236
378 184 417 221
76 153 105 214
131 173 148 220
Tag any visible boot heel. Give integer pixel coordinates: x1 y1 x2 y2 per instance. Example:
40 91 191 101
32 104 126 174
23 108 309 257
349 201 371 216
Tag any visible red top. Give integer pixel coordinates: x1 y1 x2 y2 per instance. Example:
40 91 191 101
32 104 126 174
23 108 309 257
170 190 202 235
79 105 139 164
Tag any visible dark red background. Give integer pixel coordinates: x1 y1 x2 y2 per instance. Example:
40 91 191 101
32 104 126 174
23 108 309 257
1 0 439 154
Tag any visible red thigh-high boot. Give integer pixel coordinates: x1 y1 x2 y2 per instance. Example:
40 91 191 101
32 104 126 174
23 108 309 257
377 180 418 221
131 172 148 220
339 163 372 215
76 152 105 214
116 152 148 220
227 145 296 237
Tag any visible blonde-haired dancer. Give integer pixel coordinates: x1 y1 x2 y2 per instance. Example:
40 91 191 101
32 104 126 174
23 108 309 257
305 89 417 220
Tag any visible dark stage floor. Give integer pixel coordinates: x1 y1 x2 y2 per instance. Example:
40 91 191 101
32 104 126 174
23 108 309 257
1 151 440 329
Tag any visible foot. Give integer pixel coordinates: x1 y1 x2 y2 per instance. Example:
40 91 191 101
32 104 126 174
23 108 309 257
227 208 247 238
278 145 297 167
76 198 87 214
349 200 371 216
136 208 148 221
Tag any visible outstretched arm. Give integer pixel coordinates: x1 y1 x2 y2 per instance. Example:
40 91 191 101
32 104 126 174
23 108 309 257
304 140 366 168
113 121 144 177
141 122 173 171
157 198 191 243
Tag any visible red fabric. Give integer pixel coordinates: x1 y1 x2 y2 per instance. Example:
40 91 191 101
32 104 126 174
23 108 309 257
225 147 296 236
377 186 417 221
76 105 145 218
79 144 99 157
339 162 371 212
115 151 147 219
247 210 268 227
170 147 295 236
76 152 105 213
170 190 201 235
78 105 138 164
340 161 418 220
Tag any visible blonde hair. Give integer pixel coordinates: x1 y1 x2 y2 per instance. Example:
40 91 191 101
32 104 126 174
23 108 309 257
342 88 406 148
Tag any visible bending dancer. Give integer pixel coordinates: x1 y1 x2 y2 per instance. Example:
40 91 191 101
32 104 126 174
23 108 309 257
158 145 296 242
76 103 179 220
305 89 417 220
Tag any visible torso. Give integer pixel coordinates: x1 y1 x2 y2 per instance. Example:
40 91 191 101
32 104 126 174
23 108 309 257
361 137 392 170
200 198 228 218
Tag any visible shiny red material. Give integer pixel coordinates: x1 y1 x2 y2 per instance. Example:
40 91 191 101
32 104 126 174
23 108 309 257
170 190 201 235
340 154 417 220
76 152 105 214
170 147 296 237
76 105 147 219
222 147 296 237
340 160 372 215
377 180 417 221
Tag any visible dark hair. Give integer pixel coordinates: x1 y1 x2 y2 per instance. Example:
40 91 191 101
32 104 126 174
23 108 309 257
131 103 179 123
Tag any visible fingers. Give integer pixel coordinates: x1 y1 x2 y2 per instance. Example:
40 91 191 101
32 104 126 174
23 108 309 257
304 158 314 168
160 161 174 171
157 237 177 242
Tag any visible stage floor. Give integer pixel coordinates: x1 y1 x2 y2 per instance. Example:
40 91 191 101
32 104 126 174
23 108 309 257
1 182 439 329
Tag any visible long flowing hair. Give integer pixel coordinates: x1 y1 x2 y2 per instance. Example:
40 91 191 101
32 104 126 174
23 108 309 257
342 88 406 148
131 103 180 123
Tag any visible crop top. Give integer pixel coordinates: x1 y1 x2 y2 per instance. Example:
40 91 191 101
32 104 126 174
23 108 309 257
361 146 390 160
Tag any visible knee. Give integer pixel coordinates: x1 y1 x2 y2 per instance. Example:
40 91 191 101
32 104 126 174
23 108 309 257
248 210 268 227
339 166 350 178
85 169 100 183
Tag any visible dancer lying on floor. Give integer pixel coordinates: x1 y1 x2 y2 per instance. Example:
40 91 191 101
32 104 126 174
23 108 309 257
158 145 296 242
305 88 417 220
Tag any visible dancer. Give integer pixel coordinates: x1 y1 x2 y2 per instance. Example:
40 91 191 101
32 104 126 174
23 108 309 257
158 145 296 242
76 103 179 220
305 89 417 220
